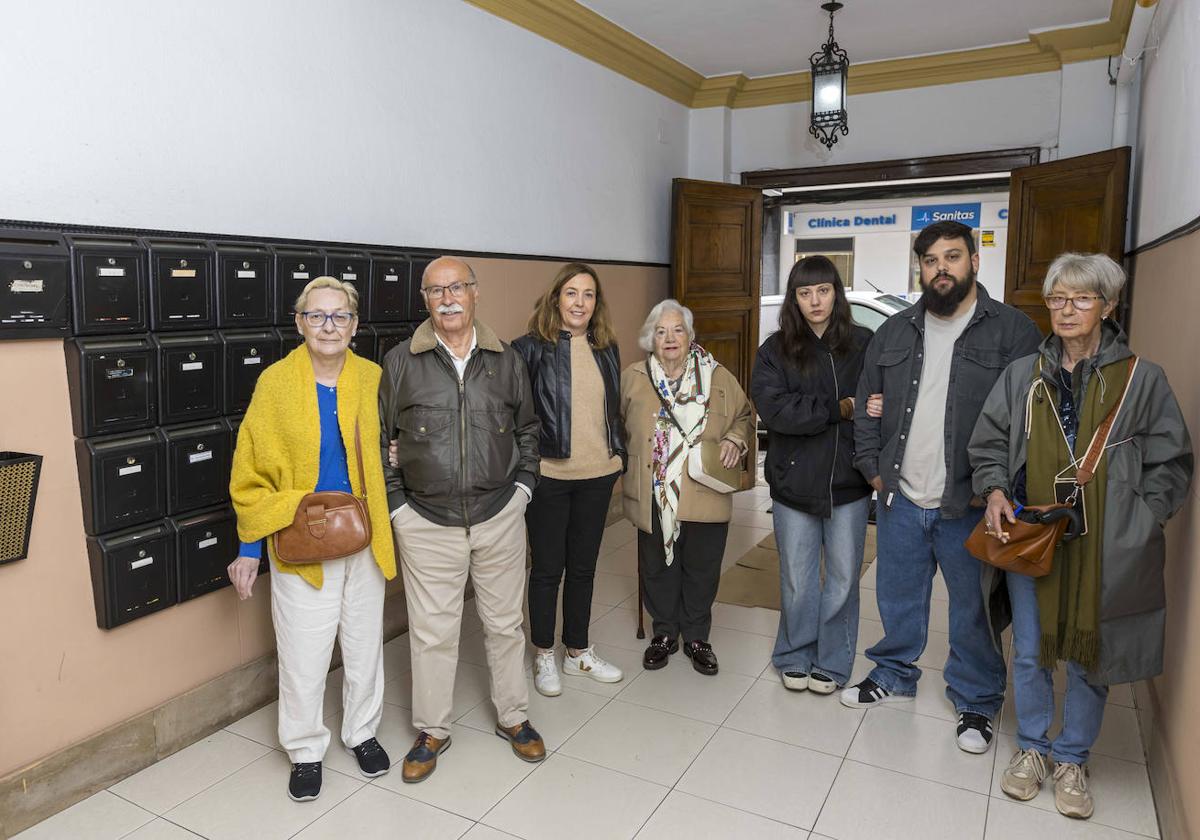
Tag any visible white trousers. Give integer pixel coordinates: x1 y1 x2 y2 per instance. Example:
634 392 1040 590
269 546 386 763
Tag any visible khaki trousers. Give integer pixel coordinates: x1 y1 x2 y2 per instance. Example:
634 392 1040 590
393 491 530 739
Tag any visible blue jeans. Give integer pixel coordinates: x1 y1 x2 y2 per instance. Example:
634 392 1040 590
1007 570 1108 764
772 496 869 686
866 492 1006 717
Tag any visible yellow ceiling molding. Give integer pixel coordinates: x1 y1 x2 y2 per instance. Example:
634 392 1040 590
692 74 749 109
467 0 1133 111
1031 0 1134 62
462 0 701 106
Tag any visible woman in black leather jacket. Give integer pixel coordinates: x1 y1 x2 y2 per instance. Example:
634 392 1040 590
751 256 872 696
512 263 626 697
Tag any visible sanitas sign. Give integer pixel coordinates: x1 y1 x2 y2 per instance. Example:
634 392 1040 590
911 202 981 230
789 208 907 233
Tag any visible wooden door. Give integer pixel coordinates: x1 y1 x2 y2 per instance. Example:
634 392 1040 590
670 178 762 489
1004 147 1131 332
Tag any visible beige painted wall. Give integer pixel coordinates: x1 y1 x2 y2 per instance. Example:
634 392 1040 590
0 257 668 777
1128 231 1200 840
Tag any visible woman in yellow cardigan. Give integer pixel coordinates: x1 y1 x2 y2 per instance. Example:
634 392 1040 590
228 277 396 803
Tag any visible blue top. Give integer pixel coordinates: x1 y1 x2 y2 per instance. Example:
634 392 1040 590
239 383 352 559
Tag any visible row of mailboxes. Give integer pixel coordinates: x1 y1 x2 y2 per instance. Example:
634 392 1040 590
63 325 417 437
75 420 238 535
0 229 434 339
87 506 267 629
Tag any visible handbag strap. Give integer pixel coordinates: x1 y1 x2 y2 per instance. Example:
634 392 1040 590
1074 356 1137 486
353 418 368 501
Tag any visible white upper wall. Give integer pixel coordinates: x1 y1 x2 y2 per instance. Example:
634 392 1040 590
1132 0 1200 247
688 65 1118 182
0 1 689 264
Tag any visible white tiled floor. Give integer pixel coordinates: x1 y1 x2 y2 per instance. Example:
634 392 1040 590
17 486 1160 840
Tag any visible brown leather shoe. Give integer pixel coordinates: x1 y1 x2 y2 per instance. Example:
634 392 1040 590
495 720 546 763
401 731 450 783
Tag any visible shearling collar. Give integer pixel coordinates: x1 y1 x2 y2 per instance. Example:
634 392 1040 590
409 318 504 355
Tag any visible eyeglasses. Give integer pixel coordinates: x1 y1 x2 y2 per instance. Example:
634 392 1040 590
421 280 477 299
300 310 355 328
1044 294 1105 311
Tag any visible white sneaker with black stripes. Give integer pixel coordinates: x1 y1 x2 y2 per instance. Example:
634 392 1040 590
838 677 912 709
956 712 994 754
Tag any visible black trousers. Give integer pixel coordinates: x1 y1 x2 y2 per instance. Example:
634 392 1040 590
638 505 729 643
525 471 620 649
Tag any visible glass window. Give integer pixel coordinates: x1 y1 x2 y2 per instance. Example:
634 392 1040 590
850 303 889 333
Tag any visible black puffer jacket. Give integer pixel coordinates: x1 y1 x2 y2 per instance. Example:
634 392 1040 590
751 325 872 517
511 330 625 466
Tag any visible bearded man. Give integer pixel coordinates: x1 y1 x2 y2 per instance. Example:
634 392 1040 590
840 222 1041 757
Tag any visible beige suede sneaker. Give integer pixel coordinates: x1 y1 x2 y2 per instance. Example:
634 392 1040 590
1000 748 1049 801
1053 762 1094 819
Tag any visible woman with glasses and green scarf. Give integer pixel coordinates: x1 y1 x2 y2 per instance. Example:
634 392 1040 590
969 253 1192 821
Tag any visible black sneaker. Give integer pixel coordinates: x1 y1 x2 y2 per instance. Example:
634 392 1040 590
288 761 322 802
838 677 913 709
956 712 994 754
348 737 391 777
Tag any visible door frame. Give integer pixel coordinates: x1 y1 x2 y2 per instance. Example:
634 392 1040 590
740 147 1042 190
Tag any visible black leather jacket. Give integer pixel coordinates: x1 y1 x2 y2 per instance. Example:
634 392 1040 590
752 325 873 517
511 330 626 467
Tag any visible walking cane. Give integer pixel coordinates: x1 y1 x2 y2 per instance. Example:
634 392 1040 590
636 548 646 639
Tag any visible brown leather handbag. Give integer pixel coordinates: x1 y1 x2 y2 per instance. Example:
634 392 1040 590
272 419 372 564
966 357 1137 577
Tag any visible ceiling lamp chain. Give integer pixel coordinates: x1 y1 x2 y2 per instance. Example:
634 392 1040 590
809 1 850 150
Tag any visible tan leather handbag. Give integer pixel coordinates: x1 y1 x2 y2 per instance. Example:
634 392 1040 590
966 357 1137 577
272 419 372 564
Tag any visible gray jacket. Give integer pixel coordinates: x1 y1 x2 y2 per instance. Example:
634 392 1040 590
379 318 540 530
853 283 1042 517
968 322 1193 684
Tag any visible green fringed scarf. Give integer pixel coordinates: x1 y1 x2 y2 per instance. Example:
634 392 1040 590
1025 356 1132 671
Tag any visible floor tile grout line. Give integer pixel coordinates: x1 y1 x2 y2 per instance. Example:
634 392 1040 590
807 708 871 837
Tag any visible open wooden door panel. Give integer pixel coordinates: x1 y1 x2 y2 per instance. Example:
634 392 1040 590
1005 147 1131 332
670 178 762 490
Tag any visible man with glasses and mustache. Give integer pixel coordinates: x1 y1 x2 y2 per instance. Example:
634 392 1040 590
841 221 1041 757
378 256 545 782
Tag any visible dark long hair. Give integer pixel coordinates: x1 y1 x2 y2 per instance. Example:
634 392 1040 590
778 255 855 371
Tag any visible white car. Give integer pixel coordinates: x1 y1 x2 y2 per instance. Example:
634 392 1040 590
845 290 912 331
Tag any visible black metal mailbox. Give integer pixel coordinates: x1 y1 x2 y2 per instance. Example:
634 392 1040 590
368 252 409 322
0 230 70 339
147 239 215 330
67 235 149 334
216 242 274 327
87 521 177 629
173 506 236 601
65 335 158 437
220 329 281 415
348 324 376 361
162 421 230 515
409 253 435 321
374 323 415 364
326 249 371 316
75 430 166 536
154 332 221 425
274 248 326 325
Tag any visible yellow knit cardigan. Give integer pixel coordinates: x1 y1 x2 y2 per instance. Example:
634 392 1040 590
230 345 397 588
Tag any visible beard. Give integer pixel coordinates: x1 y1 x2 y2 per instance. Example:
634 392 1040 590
920 268 975 317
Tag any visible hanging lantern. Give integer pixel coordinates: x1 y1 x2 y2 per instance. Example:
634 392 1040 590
810 1 850 150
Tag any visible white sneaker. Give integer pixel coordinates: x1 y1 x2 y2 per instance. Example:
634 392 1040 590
563 646 623 683
533 650 561 697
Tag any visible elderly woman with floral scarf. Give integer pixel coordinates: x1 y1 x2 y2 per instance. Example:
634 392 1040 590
620 299 753 675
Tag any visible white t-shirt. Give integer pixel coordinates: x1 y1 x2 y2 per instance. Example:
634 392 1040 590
899 302 976 509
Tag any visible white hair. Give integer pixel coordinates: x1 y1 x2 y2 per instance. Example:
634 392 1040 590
1042 252 1126 301
638 298 695 353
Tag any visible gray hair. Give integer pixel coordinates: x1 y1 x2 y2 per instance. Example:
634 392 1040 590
638 298 695 353
1042 252 1126 301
